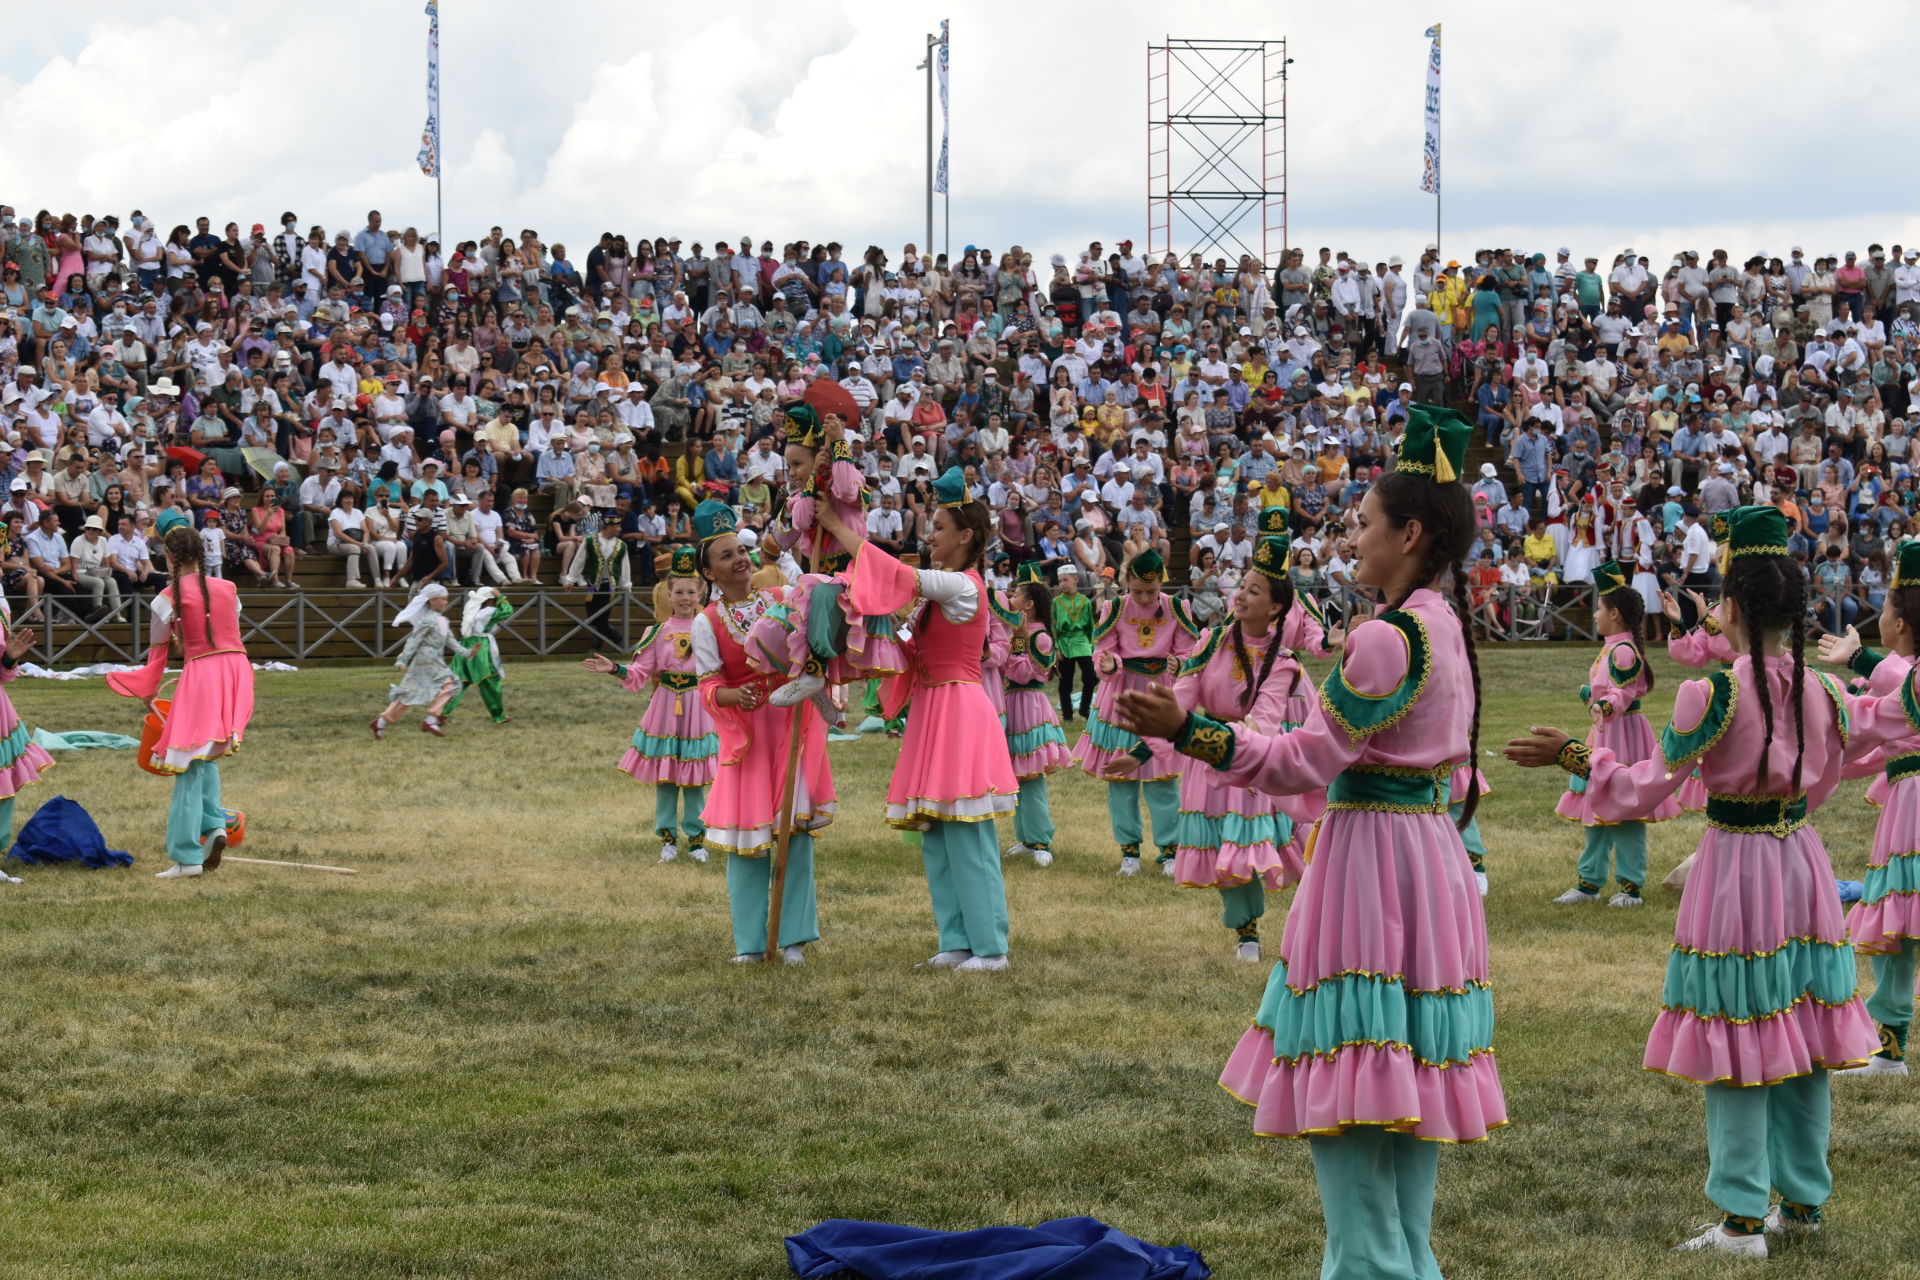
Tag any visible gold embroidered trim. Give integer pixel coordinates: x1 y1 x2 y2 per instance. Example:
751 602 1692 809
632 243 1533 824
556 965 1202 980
1670 934 1851 960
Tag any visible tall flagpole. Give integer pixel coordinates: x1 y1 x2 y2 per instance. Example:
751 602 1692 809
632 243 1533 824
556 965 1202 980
419 0 443 240
935 20 950 261
1422 24 1441 259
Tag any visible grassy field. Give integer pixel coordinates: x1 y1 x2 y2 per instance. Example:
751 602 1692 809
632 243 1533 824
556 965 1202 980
0 645 1915 1279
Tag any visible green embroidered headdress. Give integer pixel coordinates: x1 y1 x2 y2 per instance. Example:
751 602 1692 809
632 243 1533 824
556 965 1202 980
1725 505 1790 560
1015 562 1047 587
1591 560 1629 597
1251 534 1291 583
931 465 971 509
783 403 824 450
669 545 699 578
1126 549 1165 583
1257 507 1287 536
692 499 737 543
1895 542 1920 590
1394 403 1473 483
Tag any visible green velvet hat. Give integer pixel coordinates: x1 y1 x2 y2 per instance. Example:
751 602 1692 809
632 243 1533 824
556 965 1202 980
692 499 737 542
783 403 824 450
669 545 699 578
1591 560 1629 597
1394 403 1473 483
1015 562 1046 587
1257 507 1287 536
1894 542 1920 590
1127 549 1165 583
932 465 970 508
1710 511 1731 542
1726 505 1790 560
1251 534 1292 583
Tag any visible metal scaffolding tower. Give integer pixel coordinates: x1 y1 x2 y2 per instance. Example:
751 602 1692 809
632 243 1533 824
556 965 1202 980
1146 37 1288 269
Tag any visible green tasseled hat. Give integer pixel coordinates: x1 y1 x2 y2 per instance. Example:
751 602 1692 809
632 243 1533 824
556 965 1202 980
1251 534 1292 583
1127 549 1165 583
1896 542 1920 590
1394 403 1473 483
1710 511 1731 542
1726 505 1791 560
932 465 970 508
669 545 699 578
1591 560 1629 597
1257 507 1287 536
1015 562 1047 587
784 403 824 450
693 499 737 543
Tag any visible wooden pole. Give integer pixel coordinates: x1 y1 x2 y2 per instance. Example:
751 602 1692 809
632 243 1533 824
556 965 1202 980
764 522 827 962
224 856 359 875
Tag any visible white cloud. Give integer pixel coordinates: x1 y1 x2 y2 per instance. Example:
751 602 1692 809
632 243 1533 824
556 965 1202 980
3 0 1914 270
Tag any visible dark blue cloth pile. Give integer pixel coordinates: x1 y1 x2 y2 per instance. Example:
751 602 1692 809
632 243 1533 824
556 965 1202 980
786 1216 1210 1279
6 796 134 868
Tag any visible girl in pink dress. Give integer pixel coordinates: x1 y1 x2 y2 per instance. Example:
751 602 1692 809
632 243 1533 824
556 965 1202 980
1169 534 1318 962
1001 567 1070 867
107 524 253 879
1075 549 1202 876
813 467 1019 972
583 547 716 864
1509 505 1887 1258
1550 561 1679 907
1116 407 1501 1280
689 502 835 965
1259 507 1336 657
0 599 54 878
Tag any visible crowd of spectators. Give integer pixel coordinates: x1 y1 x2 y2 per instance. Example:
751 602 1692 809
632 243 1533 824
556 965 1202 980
2 200 1917 643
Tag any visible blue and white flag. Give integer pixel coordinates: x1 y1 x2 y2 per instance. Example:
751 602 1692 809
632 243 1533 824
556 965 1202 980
933 19 950 195
417 0 441 178
1420 23 1441 195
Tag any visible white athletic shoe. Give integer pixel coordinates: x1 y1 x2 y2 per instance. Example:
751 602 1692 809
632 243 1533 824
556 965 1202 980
659 841 679 863
782 945 805 966
1473 870 1489 897
1160 859 1175 877
1763 1206 1822 1235
1673 1224 1767 1259
955 954 1010 972
1030 848 1053 868
1834 1055 1908 1078
0 867 21 884
1117 856 1141 877
1553 887 1601 904
1004 842 1031 859
155 863 203 879
770 673 824 708
1607 892 1644 908
731 953 763 964
688 844 709 864
1235 941 1262 963
917 949 974 970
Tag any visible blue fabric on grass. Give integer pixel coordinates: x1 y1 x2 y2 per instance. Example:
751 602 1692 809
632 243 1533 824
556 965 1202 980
7 796 134 867
786 1216 1209 1279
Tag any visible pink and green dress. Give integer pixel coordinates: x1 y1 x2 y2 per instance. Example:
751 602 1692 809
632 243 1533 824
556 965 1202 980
1840 651 1920 1067
0 603 55 848
618 616 718 788
1665 616 1735 813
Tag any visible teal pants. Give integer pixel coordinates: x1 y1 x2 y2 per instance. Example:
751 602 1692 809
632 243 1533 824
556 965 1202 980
166 759 225 866
653 784 707 842
1107 777 1179 853
1014 776 1054 848
923 819 1009 957
1704 1073 1832 1225
1865 939 1918 1031
1308 1129 1443 1280
1449 801 1486 873
725 835 818 955
1576 821 1646 893
0 795 12 853
1218 879 1265 937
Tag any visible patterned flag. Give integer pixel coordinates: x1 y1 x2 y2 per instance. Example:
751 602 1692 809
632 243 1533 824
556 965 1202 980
1420 24 1441 194
417 0 441 178
933 20 950 195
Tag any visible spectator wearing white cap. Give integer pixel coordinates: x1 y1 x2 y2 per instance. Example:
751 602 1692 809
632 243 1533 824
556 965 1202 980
71 514 121 614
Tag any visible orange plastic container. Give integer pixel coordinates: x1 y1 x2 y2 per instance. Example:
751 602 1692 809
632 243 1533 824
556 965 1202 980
136 698 172 776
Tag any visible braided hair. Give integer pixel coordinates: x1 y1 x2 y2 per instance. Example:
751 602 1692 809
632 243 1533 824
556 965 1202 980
1601 586 1654 693
1724 554 1806 796
1016 581 1053 641
1371 470 1482 831
162 525 215 653
1234 568 1296 713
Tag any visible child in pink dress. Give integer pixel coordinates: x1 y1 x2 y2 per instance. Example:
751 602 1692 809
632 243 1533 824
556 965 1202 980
1511 506 1889 1258
1259 507 1336 658
0 599 54 879
1551 561 1679 907
585 547 716 864
1001 568 1071 867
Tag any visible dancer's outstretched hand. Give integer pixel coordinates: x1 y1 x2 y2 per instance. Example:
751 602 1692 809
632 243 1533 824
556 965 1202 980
581 653 616 674
1504 726 1573 768
1816 626 1861 667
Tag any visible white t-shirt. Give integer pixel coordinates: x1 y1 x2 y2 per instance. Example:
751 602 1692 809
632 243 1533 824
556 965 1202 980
470 507 506 550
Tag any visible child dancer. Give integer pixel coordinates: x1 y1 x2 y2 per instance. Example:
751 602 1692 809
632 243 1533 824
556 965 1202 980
1114 406 1502 1280
1002 566 1070 867
1551 560 1678 907
447 587 514 725
585 547 717 864
107 526 253 879
1072 549 1201 876
1168 533 1316 961
812 468 1019 971
373 584 468 738
1259 508 1336 657
1508 505 1884 1257
0 599 53 878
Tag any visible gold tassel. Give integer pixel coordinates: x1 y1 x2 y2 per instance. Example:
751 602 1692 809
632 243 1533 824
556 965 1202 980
675 692 684 717
1433 449 1457 484
1717 541 1730 577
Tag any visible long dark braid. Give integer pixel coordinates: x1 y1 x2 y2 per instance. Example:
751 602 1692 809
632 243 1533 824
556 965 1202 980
1603 586 1653 692
1374 471 1481 831
1725 556 1807 796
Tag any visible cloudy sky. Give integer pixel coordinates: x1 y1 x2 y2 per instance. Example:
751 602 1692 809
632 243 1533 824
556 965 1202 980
5 0 1913 271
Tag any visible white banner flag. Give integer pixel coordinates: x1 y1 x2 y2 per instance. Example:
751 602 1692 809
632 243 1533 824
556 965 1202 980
934 19 950 195
1420 24 1441 194
416 0 441 179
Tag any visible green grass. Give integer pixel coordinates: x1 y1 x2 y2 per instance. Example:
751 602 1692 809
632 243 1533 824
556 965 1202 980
0 647 1916 1278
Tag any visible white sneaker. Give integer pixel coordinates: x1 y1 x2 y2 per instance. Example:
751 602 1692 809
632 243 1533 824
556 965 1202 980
782 945 805 966
917 949 973 969
1473 870 1489 897
1030 848 1053 868
155 863 203 879
1607 892 1643 908
1763 1206 1822 1235
1236 940 1261 962
0 868 21 884
688 844 709 864
1004 842 1031 859
770 673 824 708
1553 887 1601 904
1117 856 1141 877
1834 1056 1909 1078
659 841 679 863
1160 859 1175 877
955 954 1010 972
731 953 762 964
1673 1224 1767 1258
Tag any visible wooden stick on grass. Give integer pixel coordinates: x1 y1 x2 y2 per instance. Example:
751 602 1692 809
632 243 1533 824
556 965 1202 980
223 856 360 875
